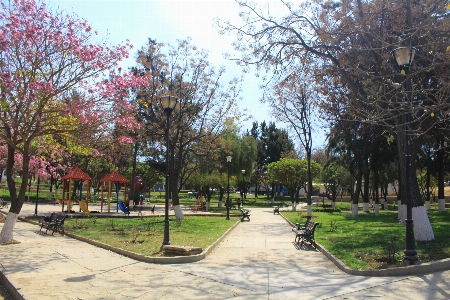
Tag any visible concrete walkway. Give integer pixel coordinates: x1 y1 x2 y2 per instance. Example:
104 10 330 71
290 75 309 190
0 203 450 299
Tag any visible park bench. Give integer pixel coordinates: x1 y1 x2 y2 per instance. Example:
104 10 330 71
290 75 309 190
273 206 280 214
0 199 8 209
240 208 250 222
292 219 320 249
38 212 67 235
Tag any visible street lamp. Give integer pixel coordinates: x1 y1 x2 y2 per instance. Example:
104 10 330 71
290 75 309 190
161 95 177 246
226 155 232 220
241 169 246 203
393 46 419 264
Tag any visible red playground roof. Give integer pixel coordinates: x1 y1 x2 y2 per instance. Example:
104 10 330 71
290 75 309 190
100 170 129 183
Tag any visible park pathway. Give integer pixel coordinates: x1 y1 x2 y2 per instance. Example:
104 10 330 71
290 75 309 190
0 204 449 299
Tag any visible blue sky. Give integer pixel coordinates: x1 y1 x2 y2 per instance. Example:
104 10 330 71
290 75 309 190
45 0 326 147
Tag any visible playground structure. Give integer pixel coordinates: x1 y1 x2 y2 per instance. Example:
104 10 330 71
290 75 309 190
99 170 129 213
61 168 91 213
78 200 90 215
132 176 145 206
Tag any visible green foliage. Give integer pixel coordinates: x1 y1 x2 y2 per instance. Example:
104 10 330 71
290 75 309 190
267 158 322 198
282 206 450 270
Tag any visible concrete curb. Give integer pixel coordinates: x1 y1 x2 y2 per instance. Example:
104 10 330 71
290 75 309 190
0 268 25 300
20 216 240 264
279 212 450 276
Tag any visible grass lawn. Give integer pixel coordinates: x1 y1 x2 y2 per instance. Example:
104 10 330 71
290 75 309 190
64 215 239 257
282 203 450 270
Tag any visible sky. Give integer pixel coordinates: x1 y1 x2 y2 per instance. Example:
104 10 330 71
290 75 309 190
44 0 326 148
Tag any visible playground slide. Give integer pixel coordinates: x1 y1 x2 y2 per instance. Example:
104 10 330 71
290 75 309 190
78 200 91 215
118 201 130 215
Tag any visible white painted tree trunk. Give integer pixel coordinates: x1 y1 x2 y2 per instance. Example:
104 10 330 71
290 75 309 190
0 213 18 244
397 200 402 219
374 204 380 216
218 200 223 208
291 203 296 211
425 201 430 210
271 198 274 204
267 199 270 205
173 205 184 220
438 199 446 212
307 205 312 217
398 203 406 221
413 206 434 241
363 202 370 212
332 201 336 209
205 202 210 211
352 203 358 216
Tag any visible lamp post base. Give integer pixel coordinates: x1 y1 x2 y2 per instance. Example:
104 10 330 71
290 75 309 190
403 255 420 265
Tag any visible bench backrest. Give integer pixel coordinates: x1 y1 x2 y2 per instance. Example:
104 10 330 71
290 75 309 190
305 221 319 236
53 213 67 223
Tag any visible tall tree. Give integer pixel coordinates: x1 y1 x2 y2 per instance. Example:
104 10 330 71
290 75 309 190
219 0 450 241
0 0 147 243
134 38 242 219
249 121 294 197
266 62 319 216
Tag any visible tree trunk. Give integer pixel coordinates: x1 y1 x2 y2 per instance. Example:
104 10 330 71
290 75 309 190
398 128 434 241
363 158 370 212
351 165 363 216
306 150 313 218
0 144 28 243
437 146 446 212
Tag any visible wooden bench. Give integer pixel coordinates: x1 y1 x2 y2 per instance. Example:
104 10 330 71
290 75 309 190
39 212 67 235
292 219 319 249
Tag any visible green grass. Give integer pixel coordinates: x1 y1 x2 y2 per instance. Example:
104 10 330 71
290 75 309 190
282 204 450 270
63 215 239 257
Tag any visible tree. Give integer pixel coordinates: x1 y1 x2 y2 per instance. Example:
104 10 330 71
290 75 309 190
249 121 294 198
266 62 320 216
267 158 321 211
321 160 353 209
0 0 147 243
134 38 242 218
219 0 450 241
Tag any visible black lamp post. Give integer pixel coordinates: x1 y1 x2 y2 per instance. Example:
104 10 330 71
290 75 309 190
161 95 177 246
34 175 40 216
226 155 232 220
393 46 419 264
241 169 246 203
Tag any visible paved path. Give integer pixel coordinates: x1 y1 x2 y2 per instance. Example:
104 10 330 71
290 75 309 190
0 204 450 299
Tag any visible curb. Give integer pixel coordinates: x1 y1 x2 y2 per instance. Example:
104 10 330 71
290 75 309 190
279 211 450 276
19 215 240 264
0 269 25 300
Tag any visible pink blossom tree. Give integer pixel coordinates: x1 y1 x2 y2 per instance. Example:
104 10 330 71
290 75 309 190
0 0 148 243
